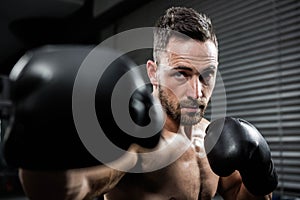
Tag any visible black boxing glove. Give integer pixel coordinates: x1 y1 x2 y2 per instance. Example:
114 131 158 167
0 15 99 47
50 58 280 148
3 45 162 170
95 54 163 151
3 45 97 170
204 117 278 196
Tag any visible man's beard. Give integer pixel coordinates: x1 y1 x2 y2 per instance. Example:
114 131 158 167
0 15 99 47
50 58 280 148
158 85 207 126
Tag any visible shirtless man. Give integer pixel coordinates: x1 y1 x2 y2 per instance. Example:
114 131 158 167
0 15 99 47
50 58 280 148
4 6 277 200
105 7 277 200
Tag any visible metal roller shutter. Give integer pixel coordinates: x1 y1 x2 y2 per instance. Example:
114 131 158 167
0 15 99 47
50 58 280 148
198 0 300 197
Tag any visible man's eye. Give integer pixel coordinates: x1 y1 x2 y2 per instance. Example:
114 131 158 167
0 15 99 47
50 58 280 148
200 71 214 85
173 71 187 79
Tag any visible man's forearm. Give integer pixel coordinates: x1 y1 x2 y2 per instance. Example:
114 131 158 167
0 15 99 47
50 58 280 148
218 171 272 200
237 183 272 200
84 145 139 198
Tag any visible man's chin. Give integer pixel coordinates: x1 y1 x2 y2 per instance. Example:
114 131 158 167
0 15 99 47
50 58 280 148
179 113 203 126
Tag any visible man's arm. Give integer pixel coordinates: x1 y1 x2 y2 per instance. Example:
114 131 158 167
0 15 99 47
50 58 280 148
82 144 139 199
218 171 272 200
18 145 139 200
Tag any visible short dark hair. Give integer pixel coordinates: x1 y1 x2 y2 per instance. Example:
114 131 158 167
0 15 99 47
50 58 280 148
153 7 218 63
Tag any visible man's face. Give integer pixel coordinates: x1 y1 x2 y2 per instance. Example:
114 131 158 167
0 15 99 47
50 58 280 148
157 37 218 126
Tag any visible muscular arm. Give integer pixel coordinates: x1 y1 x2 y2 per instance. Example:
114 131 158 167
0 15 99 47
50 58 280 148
19 145 138 200
83 145 139 199
218 171 272 200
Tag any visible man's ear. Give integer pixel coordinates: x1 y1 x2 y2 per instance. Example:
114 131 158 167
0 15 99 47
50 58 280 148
146 60 158 87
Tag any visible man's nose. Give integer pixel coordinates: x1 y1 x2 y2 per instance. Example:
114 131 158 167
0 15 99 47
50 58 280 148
187 76 203 99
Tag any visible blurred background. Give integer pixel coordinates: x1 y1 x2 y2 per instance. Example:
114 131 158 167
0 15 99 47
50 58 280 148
0 0 299 199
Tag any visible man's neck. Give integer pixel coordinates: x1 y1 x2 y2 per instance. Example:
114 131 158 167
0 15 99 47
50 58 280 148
164 116 180 135
183 126 193 140
163 117 194 140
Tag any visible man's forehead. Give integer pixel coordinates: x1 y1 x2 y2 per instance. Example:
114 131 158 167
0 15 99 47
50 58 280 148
166 37 218 55
160 65 217 75
159 51 218 70
159 38 218 65
167 53 218 64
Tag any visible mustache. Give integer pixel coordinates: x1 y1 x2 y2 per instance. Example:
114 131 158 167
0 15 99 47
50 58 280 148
179 98 207 109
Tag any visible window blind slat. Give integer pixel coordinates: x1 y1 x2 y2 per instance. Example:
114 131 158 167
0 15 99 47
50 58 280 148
201 1 300 196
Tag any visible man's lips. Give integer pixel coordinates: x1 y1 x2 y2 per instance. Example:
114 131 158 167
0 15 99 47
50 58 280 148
181 106 202 112
182 107 199 112
181 104 205 112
